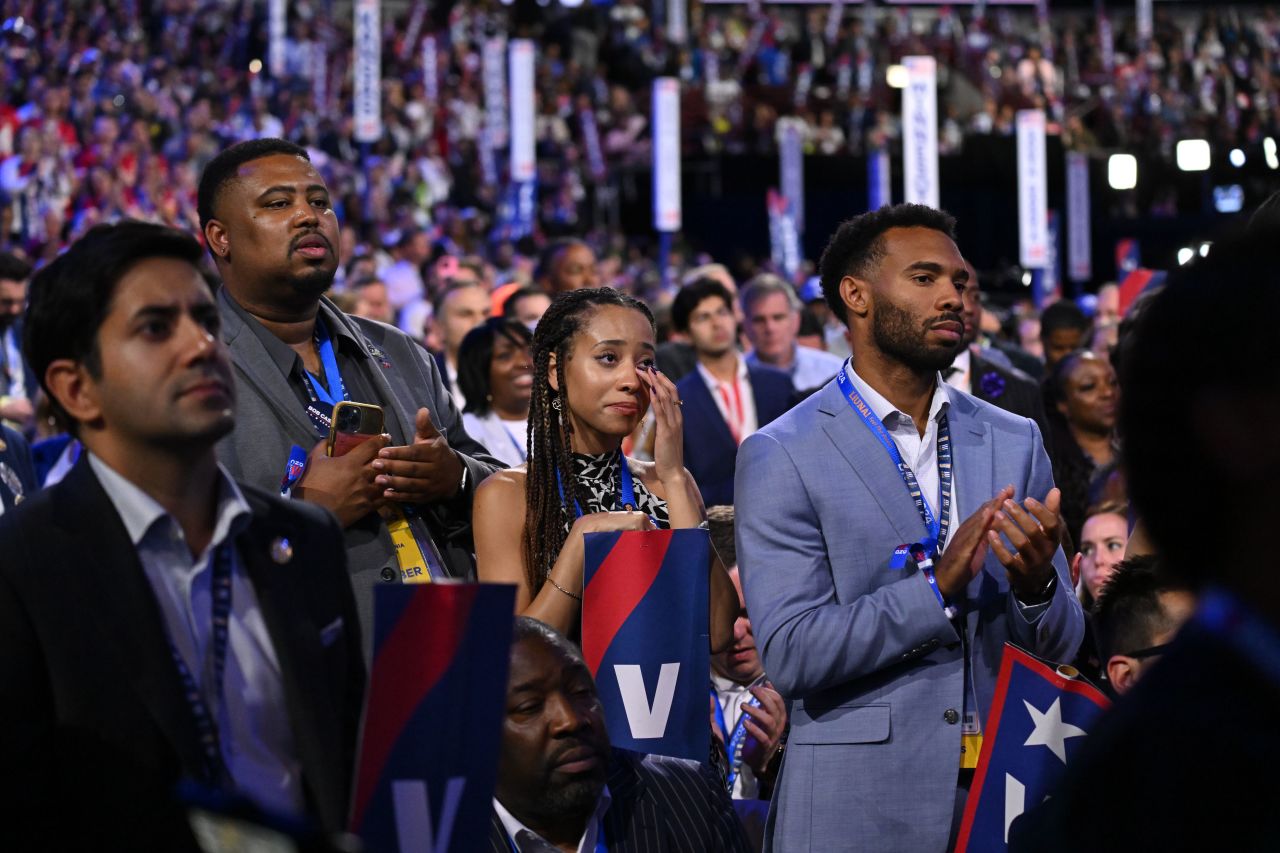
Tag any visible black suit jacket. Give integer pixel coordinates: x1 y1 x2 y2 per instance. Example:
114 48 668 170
676 364 795 508
487 747 751 852
0 458 365 849
1008 620 1280 852
969 353 1050 441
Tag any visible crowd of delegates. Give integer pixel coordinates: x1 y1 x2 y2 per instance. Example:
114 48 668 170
0 129 1275 849
1 0 1277 268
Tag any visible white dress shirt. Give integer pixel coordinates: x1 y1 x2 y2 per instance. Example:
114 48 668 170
845 362 957 543
945 348 972 394
494 785 612 852
696 357 759 444
88 454 303 817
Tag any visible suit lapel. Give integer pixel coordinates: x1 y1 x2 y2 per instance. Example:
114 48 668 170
55 459 208 778
605 751 662 851
684 371 738 451
236 502 344 826
816 381 932 548
218 288 318 445
330 307 417 444
944 386 994 535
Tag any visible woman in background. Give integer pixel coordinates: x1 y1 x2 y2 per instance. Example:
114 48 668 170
457 318 534 468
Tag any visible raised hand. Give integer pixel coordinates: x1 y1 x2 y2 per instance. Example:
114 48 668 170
740 683 788 777
933 485 1015 599
988 487 1063 601
374 407 466 504
637 366 687 488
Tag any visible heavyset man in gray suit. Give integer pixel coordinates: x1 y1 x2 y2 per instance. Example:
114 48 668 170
736 204 1083 852
198 139 503 646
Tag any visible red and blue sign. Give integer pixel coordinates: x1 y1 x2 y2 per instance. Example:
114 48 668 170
582 529 710 763
955 644 1111 853
349 583 515 852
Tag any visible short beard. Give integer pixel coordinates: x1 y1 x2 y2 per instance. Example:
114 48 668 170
872 293 962 373
291 266 336 300
530 772 606 821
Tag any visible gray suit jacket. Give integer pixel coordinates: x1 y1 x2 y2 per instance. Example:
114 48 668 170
735 379 1083 853
215 290 504 646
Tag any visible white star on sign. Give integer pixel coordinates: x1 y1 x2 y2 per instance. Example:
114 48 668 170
1023 698 1087 763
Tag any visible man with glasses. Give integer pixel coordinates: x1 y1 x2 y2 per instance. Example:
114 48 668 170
1091 555 1195 696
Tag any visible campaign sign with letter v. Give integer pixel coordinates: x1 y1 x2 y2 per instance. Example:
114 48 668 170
582 529 710 762
954 643 1111 853
349 583 515 852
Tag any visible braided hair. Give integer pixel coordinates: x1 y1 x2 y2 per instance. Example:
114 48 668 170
523 287 656 595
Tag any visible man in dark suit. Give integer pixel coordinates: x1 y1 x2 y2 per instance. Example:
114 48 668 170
672 278 794 507
947 262 1049 440
488 617 751 852
0 222 364 849
198 139 502 644
1008 229 1280 852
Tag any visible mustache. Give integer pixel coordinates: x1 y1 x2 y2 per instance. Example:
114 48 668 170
289 230 333 252
928 312 964 328
547 736 606 768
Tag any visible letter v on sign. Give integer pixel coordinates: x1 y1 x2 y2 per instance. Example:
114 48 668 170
392 777 466 852
614 663 680 739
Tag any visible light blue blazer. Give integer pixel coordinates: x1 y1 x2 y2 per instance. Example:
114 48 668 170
735 378 1084 853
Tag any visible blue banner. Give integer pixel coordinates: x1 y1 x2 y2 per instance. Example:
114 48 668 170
350 584 516 852
582 529 710 763
868 148 891 211
954 645 1110 853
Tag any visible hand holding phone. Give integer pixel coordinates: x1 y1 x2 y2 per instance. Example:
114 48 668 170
327 401 386 457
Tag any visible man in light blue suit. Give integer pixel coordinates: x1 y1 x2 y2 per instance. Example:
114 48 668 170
735 204 1084 853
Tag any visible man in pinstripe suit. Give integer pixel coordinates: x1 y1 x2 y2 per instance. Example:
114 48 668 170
489 618 751 852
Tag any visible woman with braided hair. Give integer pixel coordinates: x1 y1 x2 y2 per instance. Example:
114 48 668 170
474 287 736 647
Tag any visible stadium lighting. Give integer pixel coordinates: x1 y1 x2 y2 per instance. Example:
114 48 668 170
1265 137 1279 170
1177 247 1194 266
886 65 908 89
1199 242 1212 258
248 58 263 74
1021 271 1033 286
1176 139 1211 172
1229 148 1246 167
1108 154 1138 190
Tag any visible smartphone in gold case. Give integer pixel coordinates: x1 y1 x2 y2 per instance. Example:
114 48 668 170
327 401 385 457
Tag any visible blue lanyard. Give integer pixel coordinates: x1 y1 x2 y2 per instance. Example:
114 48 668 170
711 686 761 793
301 316 349 435
836 366 952 554
165 543 235 785
556 451 645 521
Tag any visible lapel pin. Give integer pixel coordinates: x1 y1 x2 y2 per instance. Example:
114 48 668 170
270 536 294 564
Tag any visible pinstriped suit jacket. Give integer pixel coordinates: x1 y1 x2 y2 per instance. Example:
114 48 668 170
487 748 751 852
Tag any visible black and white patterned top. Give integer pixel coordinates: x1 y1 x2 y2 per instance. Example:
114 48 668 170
561 451 671 532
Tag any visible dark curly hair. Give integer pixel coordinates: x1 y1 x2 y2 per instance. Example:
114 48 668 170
817 203 957 327
1042 350 1108 549
522 287 655 595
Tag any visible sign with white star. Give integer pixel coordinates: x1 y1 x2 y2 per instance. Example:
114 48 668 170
954 645 1111 853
